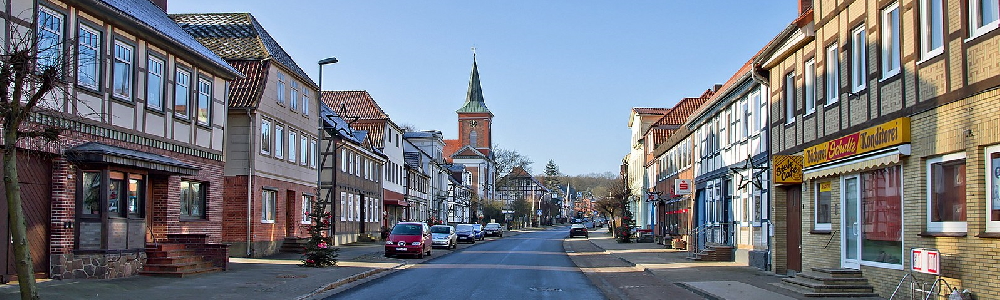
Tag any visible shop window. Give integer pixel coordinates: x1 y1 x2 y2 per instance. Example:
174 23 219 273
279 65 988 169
927 153 967 232
861 166 902 265
262 189 276 223
986 145 1000 232
180 180 206 219
815 181 832 231
81 171 102 217
75 170 146 250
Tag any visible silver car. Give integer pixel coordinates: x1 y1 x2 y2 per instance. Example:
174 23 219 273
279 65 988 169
430 225 457 249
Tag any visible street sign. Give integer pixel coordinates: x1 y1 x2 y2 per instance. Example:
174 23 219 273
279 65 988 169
911 248 940 275
536 209 542 216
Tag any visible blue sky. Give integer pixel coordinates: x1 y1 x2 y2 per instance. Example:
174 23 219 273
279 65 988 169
169 1 796 176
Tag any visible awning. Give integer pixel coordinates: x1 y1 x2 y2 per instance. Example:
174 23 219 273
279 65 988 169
803 146 908 181
65 142 200 175
383 190 410 207
384 199 411 207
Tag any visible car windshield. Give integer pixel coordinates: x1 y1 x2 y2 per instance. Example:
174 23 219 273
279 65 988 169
391 224 422 235
430 226 451 234
485 224 500 229
473 224 482 230
456 224 473 232
571 224 586 229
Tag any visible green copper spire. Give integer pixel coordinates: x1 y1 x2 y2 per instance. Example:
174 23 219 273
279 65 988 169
457 54 492 114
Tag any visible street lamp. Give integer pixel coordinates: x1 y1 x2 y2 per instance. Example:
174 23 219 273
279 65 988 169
317 57 339 92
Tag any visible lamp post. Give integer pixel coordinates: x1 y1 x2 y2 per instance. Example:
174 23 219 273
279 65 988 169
317 57 339 93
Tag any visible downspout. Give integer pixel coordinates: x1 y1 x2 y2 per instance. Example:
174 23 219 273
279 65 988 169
246 109 255 257
749 64 771 270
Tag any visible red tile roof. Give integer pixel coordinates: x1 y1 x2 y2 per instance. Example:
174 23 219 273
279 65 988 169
226 60 269 108
321 91 390 120
352 121 386 149
443 139 460 162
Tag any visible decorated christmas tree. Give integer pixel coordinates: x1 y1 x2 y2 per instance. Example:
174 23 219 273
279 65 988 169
300 201 339 267
616 203 635 243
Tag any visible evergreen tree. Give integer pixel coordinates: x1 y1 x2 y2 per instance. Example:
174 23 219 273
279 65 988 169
300 201 339 267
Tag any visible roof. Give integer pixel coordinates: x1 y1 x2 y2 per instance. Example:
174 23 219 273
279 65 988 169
170 12 315 88
351 121 387 149
89 0 240 78
632 108 671 115
456 56 492 115
65 142 199 175
321 91 391 120
442 139 461 162
452 145 487 159
320 103 362 144
226 60 269 108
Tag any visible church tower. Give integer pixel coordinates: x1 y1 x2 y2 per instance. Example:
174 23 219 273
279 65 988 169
456 54 493 155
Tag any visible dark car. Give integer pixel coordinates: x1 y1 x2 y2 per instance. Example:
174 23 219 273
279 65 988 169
484 223 503 237
384 222 432 258
456 224 476 243
569 224 588 238
472 224 485 240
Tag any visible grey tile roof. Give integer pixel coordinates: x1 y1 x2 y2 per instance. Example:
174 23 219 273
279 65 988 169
65 142 199 175
170 13 316 89
320 103 362 144
93 0 240 78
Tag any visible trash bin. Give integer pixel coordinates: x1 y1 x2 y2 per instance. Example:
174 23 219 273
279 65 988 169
664 236 673 249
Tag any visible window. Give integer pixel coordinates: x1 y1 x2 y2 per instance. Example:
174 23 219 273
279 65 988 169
197 78 212 125
970 0 1000 38
826 44 840 104
753 91 765 131
804 59 816 115
261 119 271 154
860 166 902 265
77 25 100 90
290 81 299 110
81 171 101 217
126 175 144 218
340 191 347 221
262 189 276 223
180 180 206 219
882 3 901 78
302 90 310 115
986 144 1000 232
146 57 165 110
851 25 867 92
277 72 286 104
741 100 749 138
174 68 191 118
927 153 967 232
300 135 308 166
274 125 284 158
815 181 832 231
920 0 944 59
785 72 795 124
289 131 297 163
310 139 317 168
112 41 134 100
341 149 347 172
37 7 64 72
301 195 313 224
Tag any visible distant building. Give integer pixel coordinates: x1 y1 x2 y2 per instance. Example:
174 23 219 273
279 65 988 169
444 55 496 222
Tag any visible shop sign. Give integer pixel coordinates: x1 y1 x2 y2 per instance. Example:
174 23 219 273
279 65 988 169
674 179 692 196
803 117 911 167
818 182 832 192
911 248 940 275
773 155 803 184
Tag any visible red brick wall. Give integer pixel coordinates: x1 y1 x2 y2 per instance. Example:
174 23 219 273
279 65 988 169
50 157 75 255
223 175 315 256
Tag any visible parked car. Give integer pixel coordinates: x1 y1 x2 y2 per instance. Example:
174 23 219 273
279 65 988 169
456 224 476 243
472 224 485 240
484 223 503 237
569 223 588 238
385 222 432 258
430 225 457 249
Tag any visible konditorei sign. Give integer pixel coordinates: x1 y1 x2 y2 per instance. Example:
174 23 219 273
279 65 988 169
803 117 911 167
773 155 804 184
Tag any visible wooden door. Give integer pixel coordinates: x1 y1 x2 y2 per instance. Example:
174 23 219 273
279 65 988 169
785 185 802 273
0 153 52 281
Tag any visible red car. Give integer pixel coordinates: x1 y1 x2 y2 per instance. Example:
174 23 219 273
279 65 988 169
385 222 432 258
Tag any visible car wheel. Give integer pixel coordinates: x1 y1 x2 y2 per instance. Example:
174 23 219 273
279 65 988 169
384 253 392 258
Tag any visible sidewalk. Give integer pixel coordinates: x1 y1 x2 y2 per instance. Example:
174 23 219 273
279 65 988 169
0 242 399 300
568 229 884 300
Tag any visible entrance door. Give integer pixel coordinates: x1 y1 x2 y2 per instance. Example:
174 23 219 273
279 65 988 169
0 153 52 281
842 176 861 269
785 185 802 273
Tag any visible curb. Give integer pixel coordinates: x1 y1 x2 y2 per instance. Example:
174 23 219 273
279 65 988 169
295 262 407 300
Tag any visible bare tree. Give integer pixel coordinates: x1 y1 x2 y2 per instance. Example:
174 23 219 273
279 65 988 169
2 22 65 300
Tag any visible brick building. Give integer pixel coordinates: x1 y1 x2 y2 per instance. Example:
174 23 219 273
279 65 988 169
759 0 1000 297
171 13 321 257
0 0 241 279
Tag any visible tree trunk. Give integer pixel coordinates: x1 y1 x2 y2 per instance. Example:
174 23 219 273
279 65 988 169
4 131 39 300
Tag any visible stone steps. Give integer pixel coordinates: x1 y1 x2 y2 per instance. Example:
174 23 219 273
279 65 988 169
777 268 879 298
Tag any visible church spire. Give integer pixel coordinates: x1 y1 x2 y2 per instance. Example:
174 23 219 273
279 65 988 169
457 53 492 115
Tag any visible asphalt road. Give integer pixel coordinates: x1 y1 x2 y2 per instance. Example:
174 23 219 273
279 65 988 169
326 227 606 300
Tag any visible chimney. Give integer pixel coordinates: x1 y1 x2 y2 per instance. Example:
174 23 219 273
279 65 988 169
798 0 813 15
149 0 167 13
713 84 723 92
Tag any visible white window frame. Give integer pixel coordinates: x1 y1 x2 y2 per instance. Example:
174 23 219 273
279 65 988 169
986 144 1000 232
882 3 901 79
274 124 284 159
784 72 795 124
260 119 271 155
77 24 100 90
277 72 286 104
926 152 968 233
804 59 816 115
340 191 347 221
851 25 868 92
289 131 297 163
146 56 165 110
301 195 313 225
290 81 299 110
262 189 276 223
302 91 310 116
969 0 1000 39
920 0 945 60
36 6 64 72
815 181 833 231
341 149 347 172
300 135 308 166
310 139 318 168
174 68 191 119
197 77 212 125
826 44 840 105
112 40 134 100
